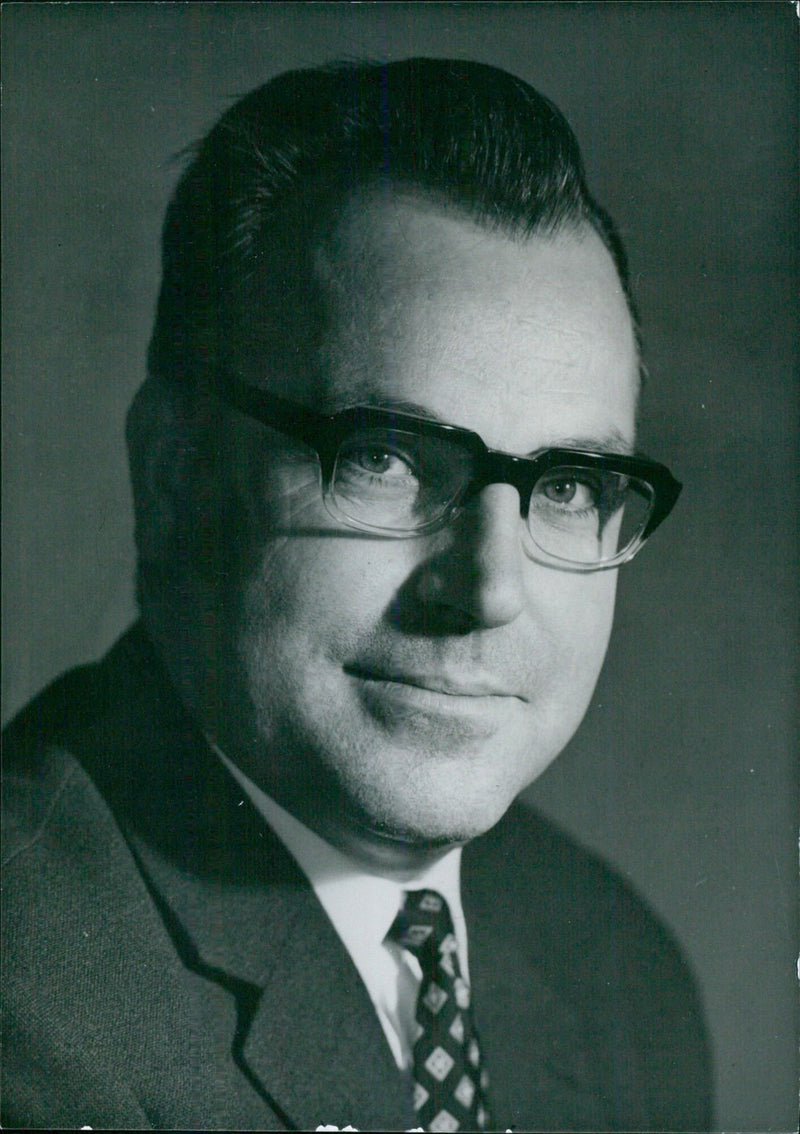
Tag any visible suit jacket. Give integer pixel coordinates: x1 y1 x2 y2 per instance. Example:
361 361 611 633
2 625 712 1130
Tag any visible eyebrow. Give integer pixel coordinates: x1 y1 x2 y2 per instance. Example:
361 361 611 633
327 395 635 457
546 430 635 456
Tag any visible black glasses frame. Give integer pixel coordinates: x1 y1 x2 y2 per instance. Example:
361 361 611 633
220 374 682 553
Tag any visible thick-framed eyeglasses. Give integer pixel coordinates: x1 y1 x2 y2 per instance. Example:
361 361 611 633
220 376 682 572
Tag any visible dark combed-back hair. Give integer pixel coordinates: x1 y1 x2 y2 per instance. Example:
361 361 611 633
148 57 636 389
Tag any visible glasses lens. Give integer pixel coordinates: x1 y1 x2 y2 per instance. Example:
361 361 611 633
527 466 654 565
331 427 471 531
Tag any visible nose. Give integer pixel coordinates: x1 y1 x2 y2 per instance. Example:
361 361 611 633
415 482 526 630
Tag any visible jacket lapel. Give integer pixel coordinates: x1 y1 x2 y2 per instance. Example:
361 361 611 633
128 816 412 1131
81 626 413 1131
241 880 414 1131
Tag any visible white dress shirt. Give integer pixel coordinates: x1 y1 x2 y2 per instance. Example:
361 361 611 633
215 748 468 1070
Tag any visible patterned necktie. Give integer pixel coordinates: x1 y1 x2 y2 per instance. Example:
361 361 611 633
387 889 492 1133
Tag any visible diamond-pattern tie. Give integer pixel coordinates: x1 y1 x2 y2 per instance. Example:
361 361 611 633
387 889 492 1133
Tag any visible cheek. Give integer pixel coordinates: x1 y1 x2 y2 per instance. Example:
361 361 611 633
235 537 409 748
533 569 618 688
241 533 408 644
227 437 409 617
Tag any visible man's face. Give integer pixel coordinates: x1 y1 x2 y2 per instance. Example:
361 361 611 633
205 194 638 861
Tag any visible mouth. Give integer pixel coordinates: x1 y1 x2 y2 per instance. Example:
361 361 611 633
345 665 526 702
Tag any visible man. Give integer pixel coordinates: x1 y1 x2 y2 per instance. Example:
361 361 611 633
2 59 711 1131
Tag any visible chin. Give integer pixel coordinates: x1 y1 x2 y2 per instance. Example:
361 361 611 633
350 771 524 850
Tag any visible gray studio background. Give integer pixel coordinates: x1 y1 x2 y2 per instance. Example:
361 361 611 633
2 3 798 1129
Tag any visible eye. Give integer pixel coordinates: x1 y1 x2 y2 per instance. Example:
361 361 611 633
351 443 416 478
543 477 577 504
539 474 598 509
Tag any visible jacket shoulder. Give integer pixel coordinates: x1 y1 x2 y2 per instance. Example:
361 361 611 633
0 636 228 1129
2 624 186 861
3 661 107 866
477 800 708 1024
464 801 713 1130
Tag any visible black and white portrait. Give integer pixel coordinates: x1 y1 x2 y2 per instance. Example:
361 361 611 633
2 5 797 1130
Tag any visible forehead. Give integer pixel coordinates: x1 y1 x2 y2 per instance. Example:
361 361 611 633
242 191 640 451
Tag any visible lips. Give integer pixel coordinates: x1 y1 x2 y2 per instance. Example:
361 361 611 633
345 664 525 701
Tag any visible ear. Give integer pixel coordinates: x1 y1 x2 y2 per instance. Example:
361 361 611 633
125 376 193 565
